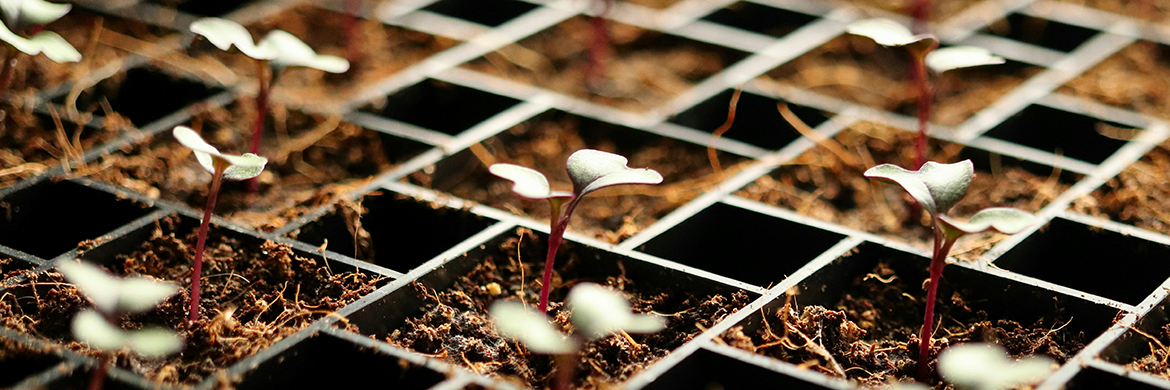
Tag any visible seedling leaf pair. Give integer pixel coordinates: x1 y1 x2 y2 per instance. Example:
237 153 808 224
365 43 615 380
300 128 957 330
58 261 179 314
173 126 268 180
189 17 350 73
490 283 664 353
0 0 77 63
938 343 1054 390
72 310 183 357
1 0 69 28
846 18 1005 73
491 149 663 200
863 160 972 217
490 301 576 354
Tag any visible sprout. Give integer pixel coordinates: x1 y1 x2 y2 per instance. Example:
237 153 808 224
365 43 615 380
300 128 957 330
864 160 1037 382
489 283 664 390
189 17 347 192
0 0 79 100
490 149 662 313
938 343 1055 390
57 260 183 390
1 0 71 30
847 18 1004 169
173 126 268 321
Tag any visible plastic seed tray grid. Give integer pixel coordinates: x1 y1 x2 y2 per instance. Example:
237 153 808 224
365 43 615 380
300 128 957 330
1 0 1169 388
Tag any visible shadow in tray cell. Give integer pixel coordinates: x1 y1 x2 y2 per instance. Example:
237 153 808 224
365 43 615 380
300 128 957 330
0 180 152 260
982 13 1099 53
145 0 260 17
289 192 494 273
0 337 61 388
52 66 221 126
361 78 520 136
993 217 1170 305
668 89 828 150
700 2 820 38
723 242 1116 387
982 104 1131 165
1064 367 1170 389
421 0 538 27
639 202 845 287
643 348 835 390
235 333 445 390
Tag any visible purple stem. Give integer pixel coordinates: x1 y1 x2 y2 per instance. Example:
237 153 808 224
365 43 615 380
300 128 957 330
0 49 18 103
586 0 614 88
917 223 957 383
190 161 226 321
246 61 270 193
911 57 932 170
87 354 111 390
554 353 575 390
537 197 583 313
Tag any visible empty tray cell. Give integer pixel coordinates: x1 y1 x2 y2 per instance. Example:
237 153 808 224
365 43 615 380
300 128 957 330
91 102 429 231
668 89 829 150
994 217 1170 305
289 192 494 273
407 109 746 243
1064 367 1170 389
982 13 1099 53
699 2 819 38
642 347 836 390
52 66 220 127
209 5 461 109
759 35 1042 126
0 112 115 189
235 333 445 389
345 228 753 388
0 213 388 386
0 180 152 260
145 0 261 16
421 0 539 27
639 202 845 288
0 336 62 388
734 121 1070 255
721 242 1116 387
1075 136 1170 237
361 78 520 136
982 104 1130 165
46 369 140 390
462 16 750 113
1061 40 1170 119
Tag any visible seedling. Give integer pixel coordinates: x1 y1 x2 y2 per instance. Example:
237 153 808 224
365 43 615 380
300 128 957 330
58 261 183 390
864 160 1036 382
489 149 662 313
0 0 81 100
173 126 267 321
586 0 614 89
189 17 348 191
490 282 664 390
847 18 1004 169
937 343 1054 390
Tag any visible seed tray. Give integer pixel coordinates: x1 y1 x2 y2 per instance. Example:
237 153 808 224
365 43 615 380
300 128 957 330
1 0 1169 388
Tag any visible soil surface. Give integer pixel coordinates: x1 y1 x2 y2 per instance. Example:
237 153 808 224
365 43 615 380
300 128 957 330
0 214 384 385
1124 324 1170 379
407 110 746 243
720 261 1087 388
386 228 751 389
1071 138 1170 235
462 16 746 113
88 101 424 231
758 35 1041 126
1060 40 1170 119
193 5 459 112
735 122 1070 259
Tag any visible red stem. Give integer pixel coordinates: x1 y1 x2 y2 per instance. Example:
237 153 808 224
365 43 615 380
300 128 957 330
190 162 226 322
912 58 932 170
554 353 575 390
0 49 18 103
246 61 270 193
537 197 582 313
586 0 613 88
88 355 111 390
344 0 362 64
910 0 931 33
917 225 956 383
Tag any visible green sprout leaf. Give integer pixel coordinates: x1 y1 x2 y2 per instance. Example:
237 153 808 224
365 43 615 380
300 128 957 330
173 126 268 181
189 17 277 60
846 18 937 53
488 163 573 200
57 261 179 314
863 160 974 218
938 207 1037 240
938 343 1054 390
926 46 1006 73
566 149 663 197
0 20 78 62
258 30 349 73
1 0 70 29
72 310 183 357
489 301 576 354
567 283 664 340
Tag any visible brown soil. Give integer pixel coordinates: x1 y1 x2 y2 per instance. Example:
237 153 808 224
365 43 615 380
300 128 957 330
0 103 125 188
1054 0 1170 23
720 261 1087 388
192 5 459 112
88 101 423 231
1070 139 1170 235
1060 41 1170 119
386 228 751 389
0 214 383 385
1124 324 1170 378
735 122 1071 259
758 35 1041 126
406 110 746 243
462 16 746 113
